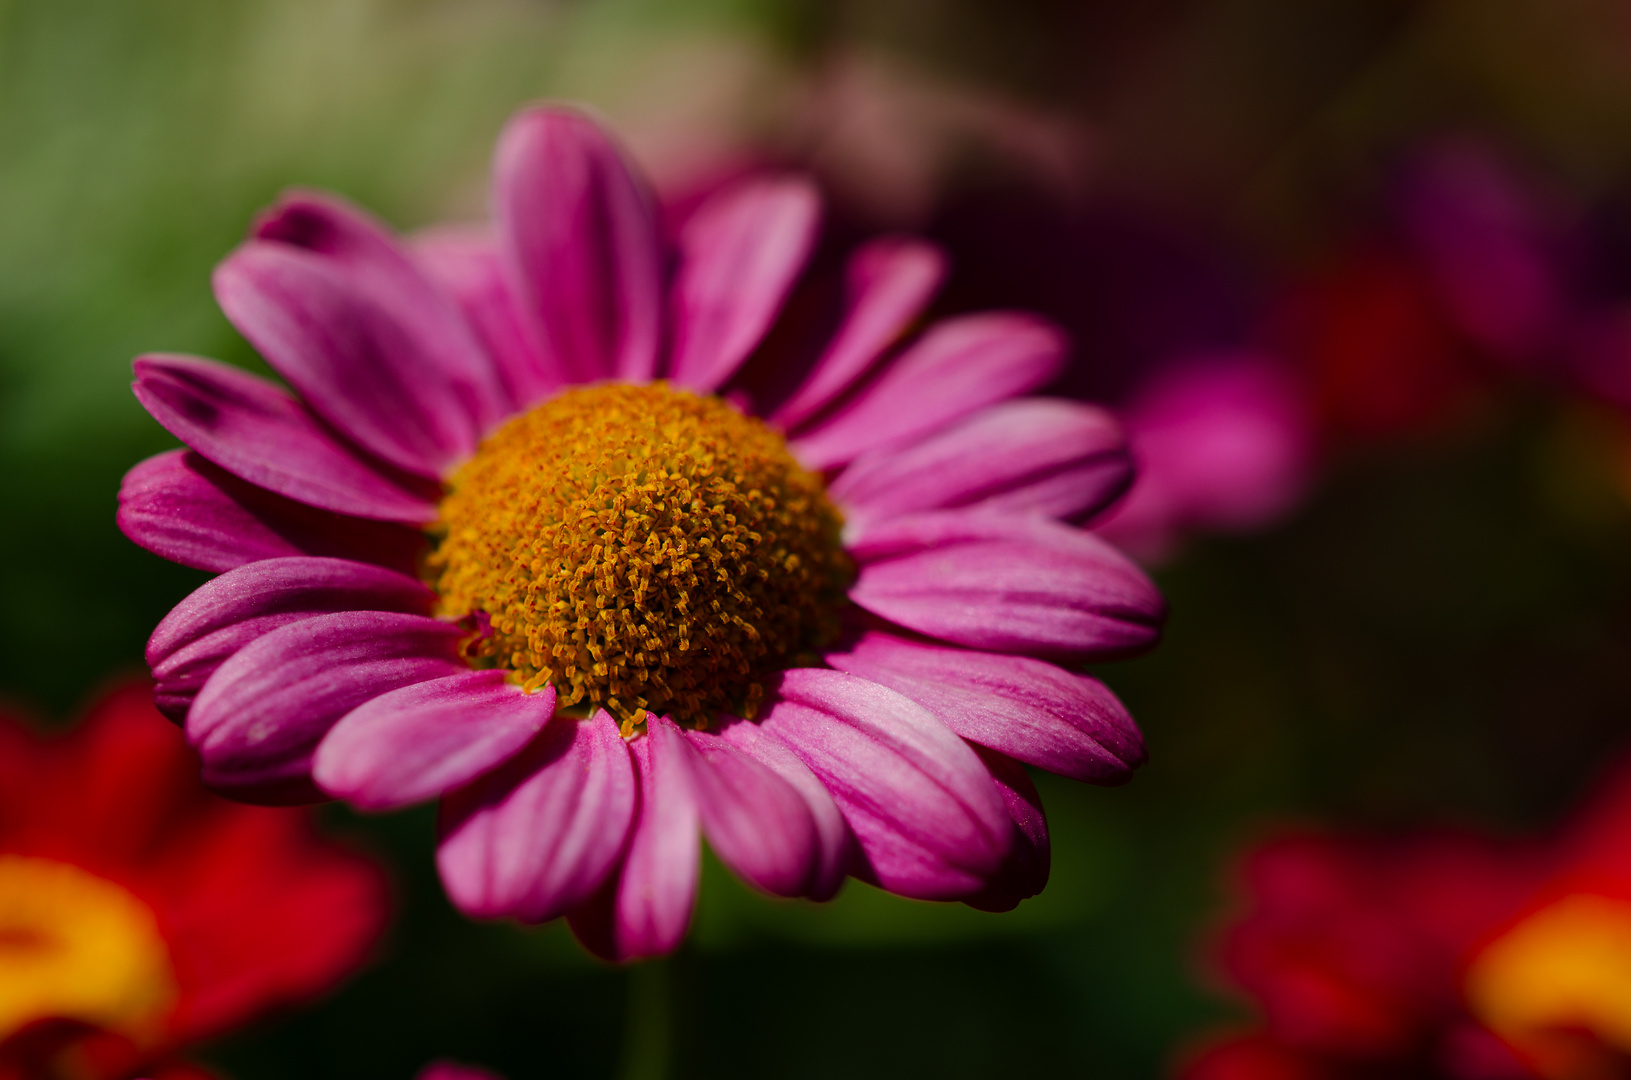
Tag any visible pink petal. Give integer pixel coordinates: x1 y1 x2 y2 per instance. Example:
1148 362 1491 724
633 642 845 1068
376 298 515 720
681 726 819 898
667 176 821 393
313 673 555 811
253 190 509 430
412 225 565 410
714 717 852 901
147 556 435 723
789 313 1066 470
437 710 636 923
415 1062 505 1080
214 243 481 477
494 106 663 383
117 450 425 575
963 747 1050 913
568 717 700 961
772 238 946 429
829 398 1130 527
133 354 438 522
759 668 1010 901
822 630 1144 784
846 511 1165 660
186 611 468 804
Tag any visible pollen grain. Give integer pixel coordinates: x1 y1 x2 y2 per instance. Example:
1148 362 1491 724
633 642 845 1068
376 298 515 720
427 382 850 727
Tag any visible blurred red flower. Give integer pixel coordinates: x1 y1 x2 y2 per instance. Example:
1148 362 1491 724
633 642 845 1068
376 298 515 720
1271 242 1489 445
1177 760 1631 1079
0 680 389 1080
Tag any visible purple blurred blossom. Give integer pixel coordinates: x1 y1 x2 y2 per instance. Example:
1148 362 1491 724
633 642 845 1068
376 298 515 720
1094 353 1315 564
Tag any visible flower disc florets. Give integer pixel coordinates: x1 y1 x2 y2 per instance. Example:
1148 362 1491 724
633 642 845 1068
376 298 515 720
428 382 851 728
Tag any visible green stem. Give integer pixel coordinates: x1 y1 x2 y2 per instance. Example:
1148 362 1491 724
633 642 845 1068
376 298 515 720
616 957 673 1080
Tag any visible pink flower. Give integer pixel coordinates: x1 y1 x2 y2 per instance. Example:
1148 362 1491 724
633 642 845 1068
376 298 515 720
117 104 1164 961
1094 354 1315 564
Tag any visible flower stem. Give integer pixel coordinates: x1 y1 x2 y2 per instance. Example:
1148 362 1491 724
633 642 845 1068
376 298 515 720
617 957 674 1080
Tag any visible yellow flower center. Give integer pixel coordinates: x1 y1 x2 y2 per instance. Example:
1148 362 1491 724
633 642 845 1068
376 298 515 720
1465 893 1631 1079
428 382 850 727
0 855 177 1046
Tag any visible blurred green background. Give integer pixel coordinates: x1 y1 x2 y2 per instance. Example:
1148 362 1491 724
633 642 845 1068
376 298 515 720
7 1 1631 1077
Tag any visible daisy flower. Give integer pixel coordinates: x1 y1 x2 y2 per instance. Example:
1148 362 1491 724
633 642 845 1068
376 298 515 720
118 104 1164 961
0 680 386 1080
